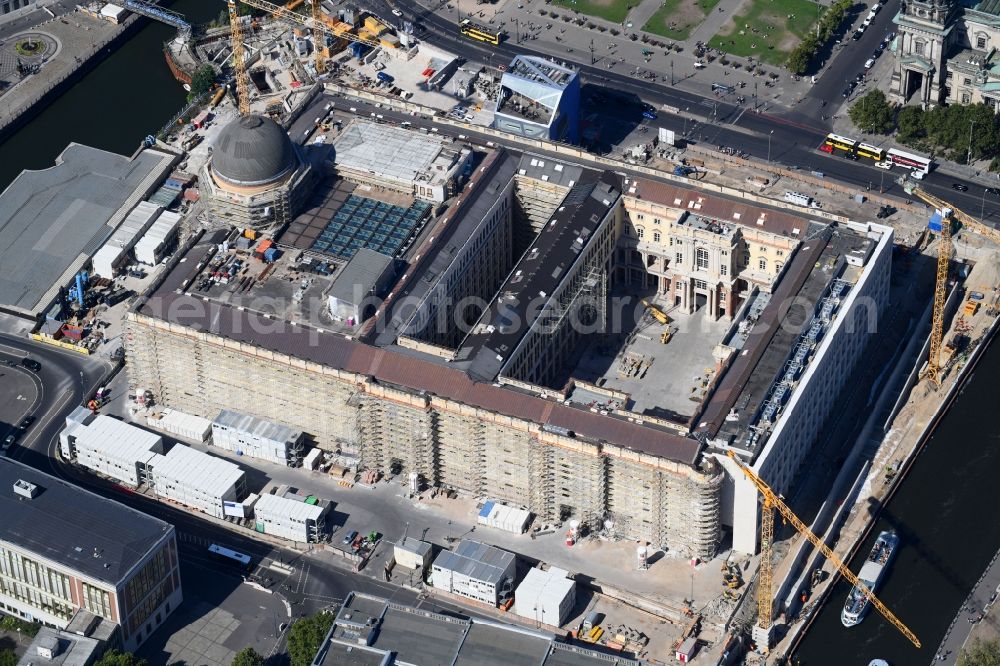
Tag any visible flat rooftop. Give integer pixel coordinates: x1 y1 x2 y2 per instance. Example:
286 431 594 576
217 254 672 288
319 592 641 666
333 120 466 187
175 232 364 335
701 225 874 459
0 144 173 317
0 457 172 585
454 171 621 383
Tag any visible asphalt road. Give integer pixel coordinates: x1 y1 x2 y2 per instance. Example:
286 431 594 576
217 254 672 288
0 333 112 469
370 0 1000 224
303 86 1000 229
801 0 901 118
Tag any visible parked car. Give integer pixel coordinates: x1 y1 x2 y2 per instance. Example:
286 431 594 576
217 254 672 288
864 58 876 69
986 187 1000 195
852 30 864 41
952 183 969 191
642 110 657 120
20 358 41 372
3 432 17 451
341 530 358 545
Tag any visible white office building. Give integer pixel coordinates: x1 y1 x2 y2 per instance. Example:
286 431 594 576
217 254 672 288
711 222 894 554
512 566 576 627
252 492 329 543
211 410 305 466
430 539 515 606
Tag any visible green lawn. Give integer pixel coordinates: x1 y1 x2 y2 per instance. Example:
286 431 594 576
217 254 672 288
642 0 723 41
707 0 821 66
550 0 634 24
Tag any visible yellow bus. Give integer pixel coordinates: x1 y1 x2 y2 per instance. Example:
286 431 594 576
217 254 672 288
459 19 501 45
856 142 886 162
823 133 858 153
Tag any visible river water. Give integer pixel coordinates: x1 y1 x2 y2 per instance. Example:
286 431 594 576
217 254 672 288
795 337 1000 664
3 4 999 664
0 0 220 190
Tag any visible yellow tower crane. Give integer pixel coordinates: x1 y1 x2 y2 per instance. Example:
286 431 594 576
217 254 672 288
226 0 252 116
226 0 390 110
902 182 1000 385
726 451 921 650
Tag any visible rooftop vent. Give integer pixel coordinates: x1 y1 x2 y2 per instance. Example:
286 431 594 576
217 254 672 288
13 479 40 499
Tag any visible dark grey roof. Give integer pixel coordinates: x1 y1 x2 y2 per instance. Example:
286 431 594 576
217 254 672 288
327 248 395 305
456 171 621 382
432 539 515 585
0 144 172 315
0 458 173 585
211 115 297 187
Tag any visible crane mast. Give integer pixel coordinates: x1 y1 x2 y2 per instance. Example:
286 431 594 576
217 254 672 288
226 0 252 116
904 183 1000 385
726 451 921 649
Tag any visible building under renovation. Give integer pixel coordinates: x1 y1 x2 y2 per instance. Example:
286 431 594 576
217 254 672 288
125 119 893 557
201 115 316 230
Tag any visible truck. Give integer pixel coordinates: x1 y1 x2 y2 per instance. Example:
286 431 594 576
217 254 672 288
673 165 697 177
377 71 394 84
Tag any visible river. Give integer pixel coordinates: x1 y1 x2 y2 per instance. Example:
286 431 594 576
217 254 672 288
0 0 221 190
794 336 1000 664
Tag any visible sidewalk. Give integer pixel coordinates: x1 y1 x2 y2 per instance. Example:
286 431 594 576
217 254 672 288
441 0 814 109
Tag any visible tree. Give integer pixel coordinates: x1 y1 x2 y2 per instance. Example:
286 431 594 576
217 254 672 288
848 90 895 134
896 105 926 142
958 637 1000 666
188 65 216 102
231 647 265 666
287 612 335 666
786 35 817 75
0 649 17 666
94 650 147 666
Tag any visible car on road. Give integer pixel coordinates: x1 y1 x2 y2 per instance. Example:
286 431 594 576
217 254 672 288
853 29 864 40
986 187 1000 195
864 57 876 69
20 358 40 372
391 8 402 16
952 183 969 191
3 433 17 452
342 530 358 545
19 416 34 430
642 110 657 120
875 161 892 169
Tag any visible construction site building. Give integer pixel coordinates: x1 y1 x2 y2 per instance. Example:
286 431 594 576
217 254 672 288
125 128 892 557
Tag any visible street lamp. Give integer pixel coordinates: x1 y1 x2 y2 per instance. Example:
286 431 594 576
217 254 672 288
968 119 976 176
767 130 773 164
